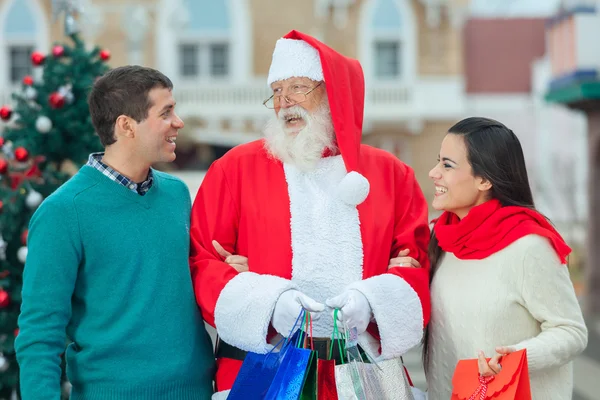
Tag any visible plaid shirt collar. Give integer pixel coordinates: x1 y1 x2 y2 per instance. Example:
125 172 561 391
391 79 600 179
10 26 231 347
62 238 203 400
86 153 153 195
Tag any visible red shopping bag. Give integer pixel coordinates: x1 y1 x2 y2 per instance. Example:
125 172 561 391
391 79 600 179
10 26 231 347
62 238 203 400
451 349 531 400
317 359 338 400
317 309 346 399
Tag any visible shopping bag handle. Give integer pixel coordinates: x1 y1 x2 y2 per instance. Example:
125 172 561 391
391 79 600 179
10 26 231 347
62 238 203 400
283 308 306 347
306 311 314 350
267 308 306 357
296 310 314 350
329 308 346 364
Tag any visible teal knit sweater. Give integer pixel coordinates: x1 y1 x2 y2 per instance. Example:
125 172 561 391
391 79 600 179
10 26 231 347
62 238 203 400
16 166 215 400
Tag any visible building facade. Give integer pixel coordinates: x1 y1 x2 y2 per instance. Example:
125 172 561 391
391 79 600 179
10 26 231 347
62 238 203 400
544 1 600 324
0 0 471 206
462 16 589 236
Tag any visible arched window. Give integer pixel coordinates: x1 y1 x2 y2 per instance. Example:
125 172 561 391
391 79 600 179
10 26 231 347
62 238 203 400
359 0 416 83
373 0 403 78
178 0 231 79
155 0 250 83
0 0 43 84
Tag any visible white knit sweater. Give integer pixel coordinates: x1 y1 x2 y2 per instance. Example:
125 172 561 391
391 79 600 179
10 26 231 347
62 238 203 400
426 234 588 400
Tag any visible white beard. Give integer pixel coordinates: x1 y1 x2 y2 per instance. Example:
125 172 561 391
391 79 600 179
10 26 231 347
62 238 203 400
263 104 337 171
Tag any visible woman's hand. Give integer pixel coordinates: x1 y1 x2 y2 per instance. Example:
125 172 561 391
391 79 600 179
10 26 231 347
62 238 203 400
388 249 422 269
477 347 515 376
212 240 249 272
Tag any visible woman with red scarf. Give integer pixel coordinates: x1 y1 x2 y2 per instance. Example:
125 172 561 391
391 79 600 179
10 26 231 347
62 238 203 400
417 117 587 399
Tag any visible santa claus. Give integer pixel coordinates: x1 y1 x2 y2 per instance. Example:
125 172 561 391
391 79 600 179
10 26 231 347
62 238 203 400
189 30 431 397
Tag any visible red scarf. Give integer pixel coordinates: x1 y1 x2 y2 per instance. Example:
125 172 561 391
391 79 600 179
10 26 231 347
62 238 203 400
433 199 571 263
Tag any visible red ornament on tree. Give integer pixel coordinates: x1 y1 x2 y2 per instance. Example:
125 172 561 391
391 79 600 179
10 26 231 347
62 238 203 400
22 75 34 85
0 200 3 213
14 328 19 337
0 289 9 308
21 229 28 245
0 158 8 174
31 51 45 66
100 49 111 61
0 137 4 147
0 105 12 121
49 92 66 109
15 147 29 162
52 45 65 57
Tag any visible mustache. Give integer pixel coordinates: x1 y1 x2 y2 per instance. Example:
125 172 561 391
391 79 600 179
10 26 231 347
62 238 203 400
278 106 309 123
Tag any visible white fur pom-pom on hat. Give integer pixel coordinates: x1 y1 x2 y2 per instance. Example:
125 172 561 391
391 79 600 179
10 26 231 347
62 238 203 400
267 38 324 86
336 171 370 206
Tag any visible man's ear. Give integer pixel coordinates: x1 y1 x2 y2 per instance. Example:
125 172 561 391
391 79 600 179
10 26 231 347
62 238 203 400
115 115 136 139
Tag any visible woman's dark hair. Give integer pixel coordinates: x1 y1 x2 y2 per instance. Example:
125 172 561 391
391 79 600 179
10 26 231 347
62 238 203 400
429 117 536 269
423 116 537 370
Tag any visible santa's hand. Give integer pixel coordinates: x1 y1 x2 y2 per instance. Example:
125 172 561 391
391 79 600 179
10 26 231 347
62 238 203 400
212 240 249 272
272 290 325 336
326 290 373 335
388 248 421 269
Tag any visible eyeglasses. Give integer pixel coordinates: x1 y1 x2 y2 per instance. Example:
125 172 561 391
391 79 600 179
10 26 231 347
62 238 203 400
263 82 323 109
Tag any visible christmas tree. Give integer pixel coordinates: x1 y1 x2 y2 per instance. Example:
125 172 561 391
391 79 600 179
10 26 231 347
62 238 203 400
0 8 110 397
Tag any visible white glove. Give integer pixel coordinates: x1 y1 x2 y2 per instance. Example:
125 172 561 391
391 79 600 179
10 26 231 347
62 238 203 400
272 290 325 336
326 289 373 335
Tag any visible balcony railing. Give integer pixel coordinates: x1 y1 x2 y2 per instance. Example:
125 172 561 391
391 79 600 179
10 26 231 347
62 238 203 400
174 82 413 119
177 84 271 108
368 85 412 105
1 82 415 121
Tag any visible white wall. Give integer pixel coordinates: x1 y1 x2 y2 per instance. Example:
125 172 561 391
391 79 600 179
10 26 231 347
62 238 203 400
575 12 600 70
465 57 588 243
531 56 588 235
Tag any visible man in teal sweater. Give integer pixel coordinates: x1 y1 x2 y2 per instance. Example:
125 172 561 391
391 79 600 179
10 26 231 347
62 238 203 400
15 65 215 399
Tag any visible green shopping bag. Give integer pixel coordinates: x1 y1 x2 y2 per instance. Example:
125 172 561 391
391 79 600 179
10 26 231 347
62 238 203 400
298 311 318 400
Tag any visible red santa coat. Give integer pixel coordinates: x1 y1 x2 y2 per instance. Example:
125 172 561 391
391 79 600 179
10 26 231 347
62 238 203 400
190 141 431 389
189 31 430 393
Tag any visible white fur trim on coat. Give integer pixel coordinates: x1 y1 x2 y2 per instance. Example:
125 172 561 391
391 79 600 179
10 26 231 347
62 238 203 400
267 38 324 85
284 156 364 337
348 274 423 358
214 272 297 353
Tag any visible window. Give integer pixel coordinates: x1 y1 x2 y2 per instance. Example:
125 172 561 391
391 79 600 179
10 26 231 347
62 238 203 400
9 46 33 83
177 43 230 79
374 41 401 78
176 0 231 80
361 0 414 82
210 44 229 77
3 0 41 85
180 44 199 77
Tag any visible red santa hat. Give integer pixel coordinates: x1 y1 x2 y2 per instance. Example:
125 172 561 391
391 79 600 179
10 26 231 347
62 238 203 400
267 30 370 206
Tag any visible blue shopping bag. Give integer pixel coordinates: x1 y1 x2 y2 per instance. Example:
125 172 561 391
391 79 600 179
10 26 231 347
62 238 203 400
227 310 306 400
264 311 315 400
